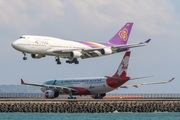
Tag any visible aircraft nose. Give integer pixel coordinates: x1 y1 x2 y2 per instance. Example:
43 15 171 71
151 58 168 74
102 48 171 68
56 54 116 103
11 41 17 49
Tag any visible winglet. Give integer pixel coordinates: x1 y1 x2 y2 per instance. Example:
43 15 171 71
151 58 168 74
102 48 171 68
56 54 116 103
168 77 175 82
21 79 24 84
145 39 151 43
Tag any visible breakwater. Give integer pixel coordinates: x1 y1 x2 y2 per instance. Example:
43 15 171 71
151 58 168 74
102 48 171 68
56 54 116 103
0 98 180 113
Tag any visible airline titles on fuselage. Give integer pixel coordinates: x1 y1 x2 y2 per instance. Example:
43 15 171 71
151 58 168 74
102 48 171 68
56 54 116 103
58 78 105 85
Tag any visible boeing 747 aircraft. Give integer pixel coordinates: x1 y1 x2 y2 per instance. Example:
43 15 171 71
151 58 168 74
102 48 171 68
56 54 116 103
12 23 151 65
21 51 174 99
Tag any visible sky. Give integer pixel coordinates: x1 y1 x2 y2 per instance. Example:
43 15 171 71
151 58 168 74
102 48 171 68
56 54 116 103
0 0 180 93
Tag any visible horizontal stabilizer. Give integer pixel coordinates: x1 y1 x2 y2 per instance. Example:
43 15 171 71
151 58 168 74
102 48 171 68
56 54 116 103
120 77 175 89
105 76 152 80
105 76 121 80
130 76 153 80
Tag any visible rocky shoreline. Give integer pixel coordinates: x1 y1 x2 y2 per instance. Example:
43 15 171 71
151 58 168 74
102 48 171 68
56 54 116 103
0 99 180 113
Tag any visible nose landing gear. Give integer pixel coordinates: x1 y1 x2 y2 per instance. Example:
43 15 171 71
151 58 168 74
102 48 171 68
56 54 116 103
23 52 27 60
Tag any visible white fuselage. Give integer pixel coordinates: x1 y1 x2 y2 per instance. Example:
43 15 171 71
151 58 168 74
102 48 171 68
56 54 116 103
43 77 115 95
12 35 100 58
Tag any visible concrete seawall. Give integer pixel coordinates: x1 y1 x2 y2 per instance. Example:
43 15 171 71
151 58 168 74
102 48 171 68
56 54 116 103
0 98 180 113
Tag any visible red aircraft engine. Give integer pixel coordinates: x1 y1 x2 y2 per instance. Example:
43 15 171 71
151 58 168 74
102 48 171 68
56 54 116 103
44 90 59 99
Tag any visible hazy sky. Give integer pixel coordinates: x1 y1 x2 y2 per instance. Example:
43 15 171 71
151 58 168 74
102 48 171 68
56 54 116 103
1 0 180 93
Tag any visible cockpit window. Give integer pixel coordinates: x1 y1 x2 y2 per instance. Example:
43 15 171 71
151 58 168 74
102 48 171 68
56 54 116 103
43 81 48 84
19 37 25 39
45 80 56 85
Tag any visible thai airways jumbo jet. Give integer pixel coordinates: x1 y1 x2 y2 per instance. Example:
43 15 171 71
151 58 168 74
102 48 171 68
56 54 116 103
21 51 174 99
12 23 151 65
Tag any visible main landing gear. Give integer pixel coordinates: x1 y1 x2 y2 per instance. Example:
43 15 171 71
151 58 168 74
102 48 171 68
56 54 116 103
55 57 79 65
67 91 76 99
23 52 27 60
67 97 76 99
66 58 79 64
55 57 61 65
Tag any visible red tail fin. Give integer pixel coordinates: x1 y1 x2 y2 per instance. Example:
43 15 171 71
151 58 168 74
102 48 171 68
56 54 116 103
113 51 130 78
106 51 131 88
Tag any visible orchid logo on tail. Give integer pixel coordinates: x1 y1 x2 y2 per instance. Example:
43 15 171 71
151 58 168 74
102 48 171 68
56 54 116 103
118 28 128 41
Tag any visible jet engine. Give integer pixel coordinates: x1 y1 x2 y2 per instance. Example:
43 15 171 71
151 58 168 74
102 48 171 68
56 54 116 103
31 54 45 59
91 93 106 99
70 51 82 58
101 48 112 55
44 90 59 99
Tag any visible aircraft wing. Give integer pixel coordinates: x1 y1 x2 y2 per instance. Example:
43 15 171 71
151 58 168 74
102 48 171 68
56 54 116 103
81 39 151 59
120 77 174 88
48 39 151 59
110 39 151 52
21 79 77 92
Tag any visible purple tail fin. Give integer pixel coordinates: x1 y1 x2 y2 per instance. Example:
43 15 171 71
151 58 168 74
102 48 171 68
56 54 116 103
108 23 133 45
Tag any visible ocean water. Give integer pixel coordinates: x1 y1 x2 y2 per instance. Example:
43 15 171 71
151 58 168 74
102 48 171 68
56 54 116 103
0 112 180 120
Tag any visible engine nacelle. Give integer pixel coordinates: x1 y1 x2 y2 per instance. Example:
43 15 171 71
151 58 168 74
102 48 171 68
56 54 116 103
91 93 106 99
31 54 45 59
70 51 82 58
101 48 112 55
44 90 59 99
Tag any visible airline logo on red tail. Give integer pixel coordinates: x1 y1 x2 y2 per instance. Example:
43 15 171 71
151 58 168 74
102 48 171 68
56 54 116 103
121 61 128 70
117 59 129 76
118 28 128 41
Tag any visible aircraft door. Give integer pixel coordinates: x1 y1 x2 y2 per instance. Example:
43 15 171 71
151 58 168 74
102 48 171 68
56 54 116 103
52 80 57 85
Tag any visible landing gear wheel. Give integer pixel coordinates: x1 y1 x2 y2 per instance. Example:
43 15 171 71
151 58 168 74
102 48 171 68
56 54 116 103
66 58 79 64
23 57 27 60
73 58 79 64
22 52 27 60
55 57 61 65
75 61 79 64
68 97 74 99
66 60 69 63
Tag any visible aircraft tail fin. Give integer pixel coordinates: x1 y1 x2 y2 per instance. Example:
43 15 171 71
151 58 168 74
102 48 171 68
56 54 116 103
113 51 130 78
108 23 133 45
106 51 131 88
